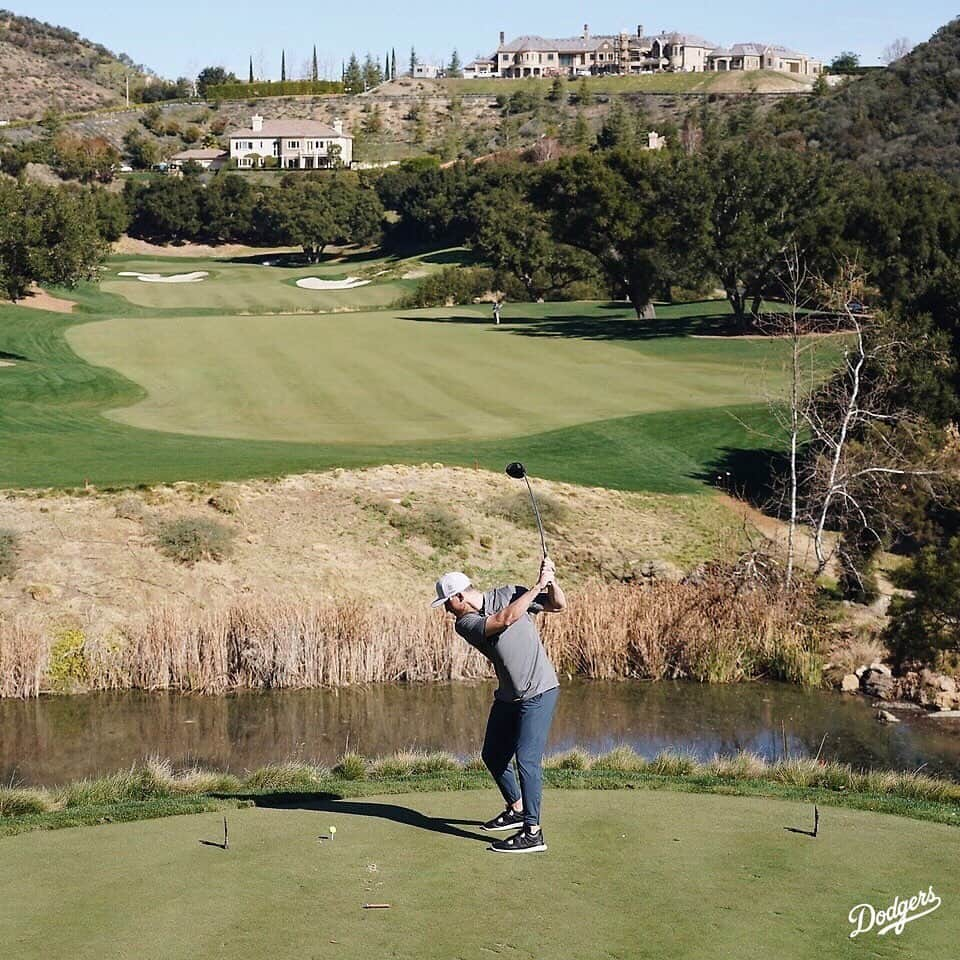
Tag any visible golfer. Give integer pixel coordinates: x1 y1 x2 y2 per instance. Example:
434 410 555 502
432 559 565 853
492 299 503 325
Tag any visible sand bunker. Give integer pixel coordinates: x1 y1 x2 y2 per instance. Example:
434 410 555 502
402 269 429 280
0 360 14 368
118 271 209 283
295 276 371 290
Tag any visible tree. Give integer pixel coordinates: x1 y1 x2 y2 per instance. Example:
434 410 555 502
202 174 255 241
391 48 397 81
881 38 912 65
51 134 120 184
249 56 254 83
344 54 364 94
595 99 636 150
542 149 708 318
257 176 383 261
547 76 564 102
312 46 319 82
125 177 204 242
0 180 109 301
122 129 161 170
468 184 602 300
887 538 960 668
196 66 237 98
281 50 286 82
362 53 382 90
829 51 860 73
448 49 463 78
699 144 836 326
574 77 593 106
409 46 418 76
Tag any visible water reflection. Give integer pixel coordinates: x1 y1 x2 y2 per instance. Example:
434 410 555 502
1 680 958 786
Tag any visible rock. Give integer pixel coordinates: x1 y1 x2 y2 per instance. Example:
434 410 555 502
868 661 892 677
855 665 869 679
884 700 924 712
876 709 901 724
937 675 957 694
861 668 896 700
841 673 860 693
929 710 960 719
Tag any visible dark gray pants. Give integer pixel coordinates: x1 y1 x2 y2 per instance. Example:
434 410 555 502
481 685 559 828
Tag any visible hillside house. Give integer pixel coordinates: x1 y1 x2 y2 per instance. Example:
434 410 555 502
489 24 820 77
227 115 353 169
168 148 228 171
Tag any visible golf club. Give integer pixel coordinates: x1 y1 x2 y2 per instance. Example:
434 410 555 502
505 462 547 559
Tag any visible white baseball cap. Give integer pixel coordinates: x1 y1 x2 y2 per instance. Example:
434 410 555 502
431 571 471 607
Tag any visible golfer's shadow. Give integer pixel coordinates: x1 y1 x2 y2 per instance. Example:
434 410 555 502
232 792 489 842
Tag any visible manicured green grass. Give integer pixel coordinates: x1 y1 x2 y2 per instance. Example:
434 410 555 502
0 251 839 491
1 784 957 959
68 300 805 444
440 70 811 97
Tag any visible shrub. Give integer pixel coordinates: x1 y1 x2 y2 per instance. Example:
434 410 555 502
207 491 240 515
0 529 19 580
389 505 470 550
398 266 496 308
0 787 54 817
153 517 236 564
332 752 368 780
114 496 145 521
486 490 569 533
45 629 88 693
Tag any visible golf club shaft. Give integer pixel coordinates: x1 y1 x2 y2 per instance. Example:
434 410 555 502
524 475 547 559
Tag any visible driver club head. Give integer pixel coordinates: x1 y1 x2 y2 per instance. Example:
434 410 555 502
505 461 527 480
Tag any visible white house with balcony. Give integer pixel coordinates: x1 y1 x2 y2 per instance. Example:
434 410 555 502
227 115 353 170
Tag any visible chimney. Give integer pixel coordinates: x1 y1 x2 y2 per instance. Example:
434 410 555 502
583 23 590 40
499 30 505 45
333 117 343 135
251 114 263 132
638 24 644 38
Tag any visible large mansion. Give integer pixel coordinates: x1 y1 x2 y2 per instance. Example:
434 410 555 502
228 115 353 169
464 25 822 78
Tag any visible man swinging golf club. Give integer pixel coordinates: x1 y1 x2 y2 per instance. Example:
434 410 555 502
431 463 565 853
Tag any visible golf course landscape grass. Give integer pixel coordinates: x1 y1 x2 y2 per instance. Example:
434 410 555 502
0 247 839 491
1 763 957 959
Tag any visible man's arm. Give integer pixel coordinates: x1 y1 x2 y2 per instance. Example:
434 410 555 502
541 575 566 613
482 563 553 637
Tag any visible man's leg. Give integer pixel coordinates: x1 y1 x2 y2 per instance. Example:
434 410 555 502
514 686 559 830
481 698 521 810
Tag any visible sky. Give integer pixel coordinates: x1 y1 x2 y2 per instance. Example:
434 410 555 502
13 1 958 80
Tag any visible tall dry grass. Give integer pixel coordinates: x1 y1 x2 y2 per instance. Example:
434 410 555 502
0 576 821 698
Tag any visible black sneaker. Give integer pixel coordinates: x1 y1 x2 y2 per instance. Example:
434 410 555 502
481 807 525 832
488 827 547 854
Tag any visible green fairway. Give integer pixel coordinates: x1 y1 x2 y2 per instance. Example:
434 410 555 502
68 301 803 444
1 788 956 959
0 249 840 490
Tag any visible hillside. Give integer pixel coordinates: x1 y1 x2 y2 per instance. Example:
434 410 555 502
791 17 960 174
0 9 150 120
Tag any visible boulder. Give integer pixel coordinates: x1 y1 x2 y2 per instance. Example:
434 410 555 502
868 661 893 677
861 668 896 700
876 709 901 724
854 665 869 679
841 673 860 693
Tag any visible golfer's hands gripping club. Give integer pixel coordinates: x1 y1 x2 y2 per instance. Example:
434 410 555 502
538 557 556 589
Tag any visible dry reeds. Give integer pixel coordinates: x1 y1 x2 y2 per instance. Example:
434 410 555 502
0 575 822 698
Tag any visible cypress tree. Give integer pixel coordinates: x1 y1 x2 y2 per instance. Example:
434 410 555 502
281 50 286 82
409 46 417 76
391 48 397 80
312 45 319 82
248 56 254 83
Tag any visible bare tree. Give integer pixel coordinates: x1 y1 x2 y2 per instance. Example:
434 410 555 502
881 37 912 65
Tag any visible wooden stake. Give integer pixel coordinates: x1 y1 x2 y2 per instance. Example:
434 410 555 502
223 816 229 850
363 903 391 909
813 805 819 838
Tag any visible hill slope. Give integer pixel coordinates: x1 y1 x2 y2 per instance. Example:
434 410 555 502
0 10 149 120
797 17 960 174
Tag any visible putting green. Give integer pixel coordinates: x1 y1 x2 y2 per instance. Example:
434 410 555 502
68 301 804 444
0 789 956 959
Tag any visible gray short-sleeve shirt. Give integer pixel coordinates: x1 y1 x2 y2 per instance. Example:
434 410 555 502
455 585 560 702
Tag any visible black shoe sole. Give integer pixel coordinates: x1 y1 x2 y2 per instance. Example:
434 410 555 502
480 821 524 832
487 841 548 854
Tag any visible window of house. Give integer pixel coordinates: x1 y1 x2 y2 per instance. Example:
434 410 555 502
547 53 554 60
288 141 300 149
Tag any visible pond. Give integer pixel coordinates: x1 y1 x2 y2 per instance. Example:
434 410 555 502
2 680 959 787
